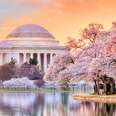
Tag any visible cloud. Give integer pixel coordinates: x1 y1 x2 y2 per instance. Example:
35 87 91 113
16 0 50 7
17 0 39 5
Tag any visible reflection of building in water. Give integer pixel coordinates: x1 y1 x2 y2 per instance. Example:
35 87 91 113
43 93 62 116
0 93 45 116
0 24 66 72
43 93 81 116
0 92 116 116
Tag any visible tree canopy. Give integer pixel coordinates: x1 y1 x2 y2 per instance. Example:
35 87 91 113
65 23 104 50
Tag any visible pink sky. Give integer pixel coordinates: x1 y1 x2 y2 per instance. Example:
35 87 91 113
0 0 116 43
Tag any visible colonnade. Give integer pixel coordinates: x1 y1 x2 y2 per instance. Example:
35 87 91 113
0 52 55 72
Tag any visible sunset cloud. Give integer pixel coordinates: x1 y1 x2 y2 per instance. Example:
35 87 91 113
17 0 40 5
16 0 50 7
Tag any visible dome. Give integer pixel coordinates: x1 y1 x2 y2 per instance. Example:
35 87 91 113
7 24 55 38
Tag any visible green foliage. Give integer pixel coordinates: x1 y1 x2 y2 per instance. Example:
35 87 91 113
9 57 17 65
29 58 38 65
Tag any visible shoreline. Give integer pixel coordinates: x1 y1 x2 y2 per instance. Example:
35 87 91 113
0 87 73 93
73 94 116 103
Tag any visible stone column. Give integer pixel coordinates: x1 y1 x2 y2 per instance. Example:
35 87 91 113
19 53 23 64
5 53 11 63
16 53 20 64
38 53 41 70
50 53 53 64
5 53 8 63
23 53 26 63
4 53 7 64
44 53 47 72
31 53 33 59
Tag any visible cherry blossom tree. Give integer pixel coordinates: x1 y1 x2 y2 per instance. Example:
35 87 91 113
0 63 16 81
44 22 116 86
65 23 103 52
81 23 103 43
65 37 85 50
44 53 74 81
112 21 116 28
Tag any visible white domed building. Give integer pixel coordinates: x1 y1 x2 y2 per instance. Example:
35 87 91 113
0 24 66 72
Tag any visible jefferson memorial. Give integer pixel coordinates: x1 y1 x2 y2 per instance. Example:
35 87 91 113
0 24 65 72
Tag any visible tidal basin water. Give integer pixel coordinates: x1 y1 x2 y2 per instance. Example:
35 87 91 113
0 91 116 116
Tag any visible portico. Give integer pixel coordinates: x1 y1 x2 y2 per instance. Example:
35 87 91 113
0 50 60 72
0 24 66 72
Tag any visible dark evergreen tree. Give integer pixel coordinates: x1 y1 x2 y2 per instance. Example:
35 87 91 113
29 58 38 65
9 57 17 65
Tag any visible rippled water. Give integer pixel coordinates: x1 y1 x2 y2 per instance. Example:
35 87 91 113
0 91 116 116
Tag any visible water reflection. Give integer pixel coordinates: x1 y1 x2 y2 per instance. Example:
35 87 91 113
0 93 44 116
0 92 116 116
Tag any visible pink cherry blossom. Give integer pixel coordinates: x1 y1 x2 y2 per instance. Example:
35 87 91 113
44 23 116 85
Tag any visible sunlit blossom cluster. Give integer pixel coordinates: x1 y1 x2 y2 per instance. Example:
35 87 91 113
2 77 37 88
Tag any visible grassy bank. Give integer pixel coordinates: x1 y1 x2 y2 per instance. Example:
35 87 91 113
0 87 41 93
0 87 74 93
